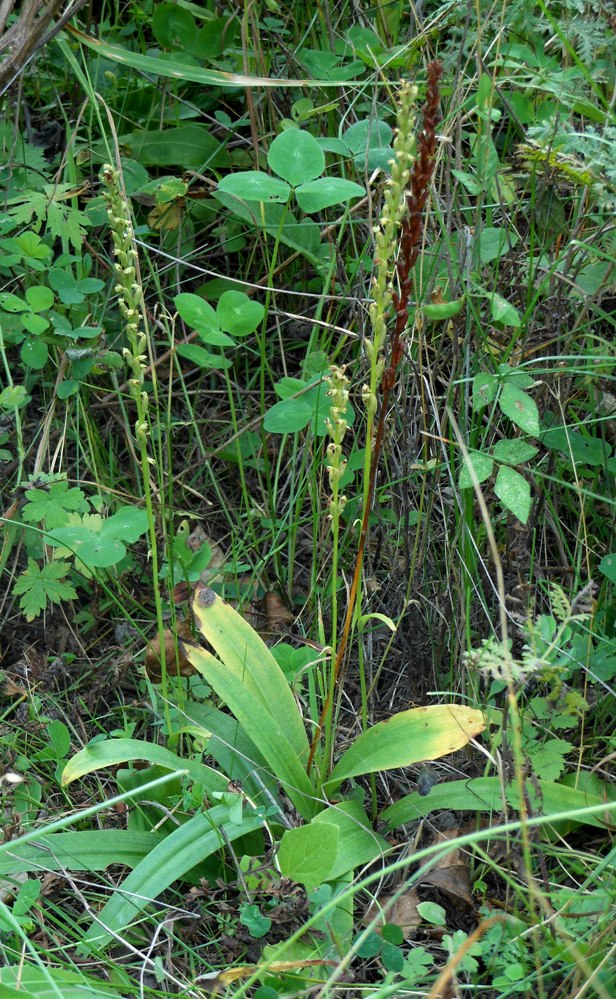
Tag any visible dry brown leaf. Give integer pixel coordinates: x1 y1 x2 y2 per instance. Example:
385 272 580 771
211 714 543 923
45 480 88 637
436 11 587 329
145 618 195 681
264 591 294 631
363 886 422 939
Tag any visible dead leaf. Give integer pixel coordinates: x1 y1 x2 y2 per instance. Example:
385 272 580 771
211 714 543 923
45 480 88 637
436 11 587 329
195 958 336 993
363 887 422 939
145 618 195 681
264 591 294 630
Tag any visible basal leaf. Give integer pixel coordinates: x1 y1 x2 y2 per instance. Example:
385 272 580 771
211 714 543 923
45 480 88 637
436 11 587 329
382 777 613 831
324 706 485 795
82 805 265 949
62 737 227 793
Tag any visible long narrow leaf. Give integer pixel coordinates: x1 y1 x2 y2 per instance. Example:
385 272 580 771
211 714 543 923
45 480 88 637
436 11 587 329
0 966 123 998
0 830 163 877
65 25 322 88
83 805 265 949
324 705 485 795
191 585 310 765
61 738 228 792
185 644 317 819
179 702 281 815
382 776 615 830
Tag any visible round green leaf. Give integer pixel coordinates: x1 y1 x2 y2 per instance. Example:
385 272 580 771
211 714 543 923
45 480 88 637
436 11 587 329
25 285 54 311
268 129 325 186
599 553 616 584
218 172 291 203
46 527 126 567
174 293 219 333
417 901 446 926
56 380 79 399
102 507 149 543
21 313 49 335
20 338 48 370
495 465 531 523
152 1 197 49
295 177 365 213
459 452 493 489
217 291 264 336
343 118 392 154
263 398 312 434
197 328 236 347
0 292 28 313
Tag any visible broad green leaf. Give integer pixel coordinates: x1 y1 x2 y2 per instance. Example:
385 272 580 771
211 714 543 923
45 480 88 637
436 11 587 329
25 285 54 311
295 177 365 213
218 171 291 203
598 553 616 584
176 343 231 369
186 630 315 819
268 129 325 186
343 118 392 154
174 293 219 333
197 327 236 348
491 439 538 465
0 291 28 312
101 507 148 543
264 398 313 433
62 738 228 793
277 822 339 889
499 383 540 435
278 801 389 888
495 465 531 522
152 1 197 50
542 422 610 467
490 292 521 327
82 805 265 949
104 126 227 170
0 830 165 876
0 966 123 998
382 777 613 830
45 526 126 568
65 25 321 87
21 338 48 370
476 226 519 263
323 706 485 795
498 364 534 389
22 313 49 334
458 452 493 489
472 372 498 411
217 290 264 336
